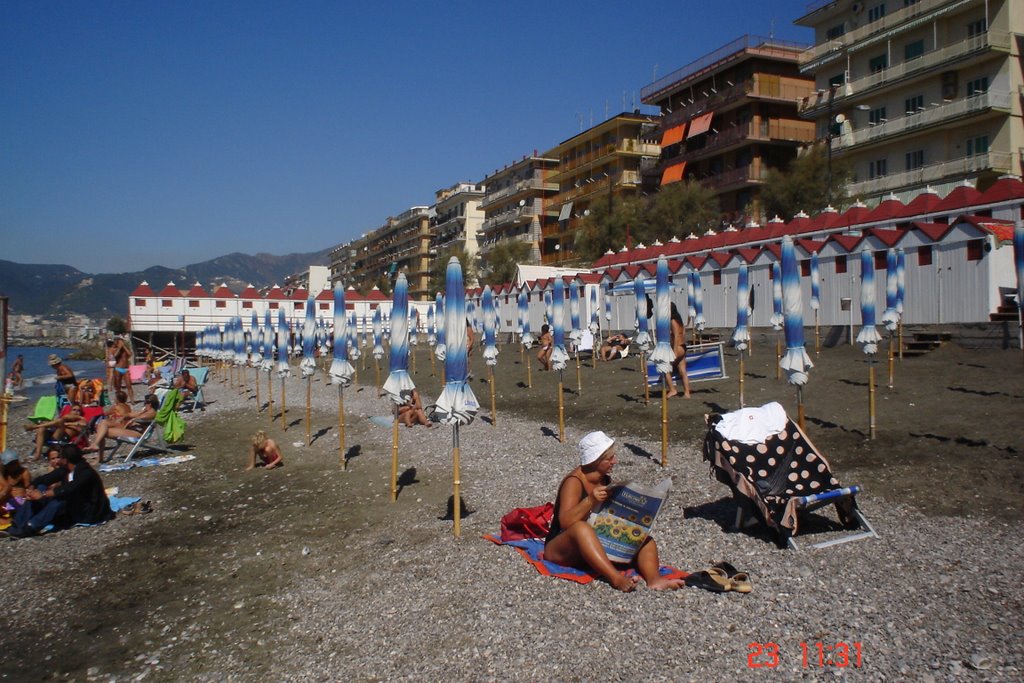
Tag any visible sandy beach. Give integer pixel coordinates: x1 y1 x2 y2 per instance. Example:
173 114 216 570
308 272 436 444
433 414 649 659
2 335 1022 681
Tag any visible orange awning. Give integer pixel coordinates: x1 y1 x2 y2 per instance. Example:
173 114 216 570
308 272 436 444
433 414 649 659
660 123 686 147
660 161 686 186
687 112 714 138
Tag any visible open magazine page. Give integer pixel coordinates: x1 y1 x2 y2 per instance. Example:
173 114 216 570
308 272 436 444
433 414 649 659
588 477 672 564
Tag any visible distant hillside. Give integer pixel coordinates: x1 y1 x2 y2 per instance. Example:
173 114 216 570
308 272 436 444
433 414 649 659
0 248 332 318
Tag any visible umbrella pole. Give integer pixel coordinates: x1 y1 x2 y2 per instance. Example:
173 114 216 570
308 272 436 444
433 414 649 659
526 351 532 389
640 351 649 406
575 351 581 394
775 334 781 381
814 311 820 356
796 387 805 432
898 318 904 361
557 371 565 443
255 366 261 411
738 350 746 408
391 403 399 502
375 359 381 392
267 372 273 427
489 366 497 427
887 333 895 389
868 359 877 440
411 346 416 375
452 424 462 537
338 386 346 468
0 394 10 451
430 350 436 377
660 376 668 468
280 378 287 431
306 377 311 446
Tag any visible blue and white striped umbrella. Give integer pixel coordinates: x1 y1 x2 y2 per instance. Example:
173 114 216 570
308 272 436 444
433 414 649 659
686 272 696 322
361 314 370 353
551 279 569 371
235 317 247 366
250 311 261 365
589 287 599 334
650 257 675 375
770 263 784 330
896 248 906 316
372 308 384 360
434 293 446 362
434 257 479 425
300 296 316 377
569 284 581 345
483 285 498 367
856 247 882 354
320 317 331 353
519 287 533 347
693 271 706 331
810 252 821 311
383 273 415 404
427 305 436 347
263 311 274 372
276 310 290 377
466 299 477 336
329 284 354 387
779 236 813 386
732 264 750 351
633 276 651 351
604 283 612 323
409 309 419 346
1015 224 1024 317
882 248 899 332
544 289 553 324
347 312 361 362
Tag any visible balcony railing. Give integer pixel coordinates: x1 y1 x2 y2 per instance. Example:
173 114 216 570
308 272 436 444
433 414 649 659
832 90 1010 150
848 151 1013 197
699 164 769 191
661 77 814 129
799 31 1011 115
669 119 816 162
481 204 540 231
479 177 555 208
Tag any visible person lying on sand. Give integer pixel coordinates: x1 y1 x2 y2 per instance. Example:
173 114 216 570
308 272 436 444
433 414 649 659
398 388 434 429
543 431 685 592
599 334 632 361
246 431 283 470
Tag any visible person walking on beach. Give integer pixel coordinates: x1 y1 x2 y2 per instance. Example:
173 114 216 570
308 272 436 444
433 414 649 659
536 324 553 371
246 431 283 470
665 303 691 399
543 432 685 592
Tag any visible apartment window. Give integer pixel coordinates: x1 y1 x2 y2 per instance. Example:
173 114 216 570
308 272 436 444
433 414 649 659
869 106 887 125
867 3 886 22
967 19 987 38
904 0 918 6
918 245 933 266
905 150 925 170
713 270 722 285
967 135 989 156
869 158 888 179
835 255 848 274
869 54 888 74
828 72 846 87
904 39 925 61
966 77 988 97
135 299 147 307
826 24 846 40
904 95 924 115
189 300 200 308
966 240 984 261
215 300 226 308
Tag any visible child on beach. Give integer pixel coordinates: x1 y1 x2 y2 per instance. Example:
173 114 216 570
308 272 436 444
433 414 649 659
246 431 283 470
543 431 685 592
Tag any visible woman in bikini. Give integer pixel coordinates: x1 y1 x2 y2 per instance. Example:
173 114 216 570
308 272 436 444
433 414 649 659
535 324 553 371
665 303 691 399
246 431 283 470
397 388 434 428
87 394 159 462
543 431 684 592
112 338 135 403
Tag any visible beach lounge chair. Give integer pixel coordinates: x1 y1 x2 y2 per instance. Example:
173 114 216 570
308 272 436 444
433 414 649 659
178 366 208 412
106 420 174 465
701 403 877 550
646 341 728 385
577 330 595 362
27 396 58 424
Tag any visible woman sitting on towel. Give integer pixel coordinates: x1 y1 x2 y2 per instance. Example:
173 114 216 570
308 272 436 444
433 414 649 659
544 431 684 592
246 431 283 470
397 388 434 429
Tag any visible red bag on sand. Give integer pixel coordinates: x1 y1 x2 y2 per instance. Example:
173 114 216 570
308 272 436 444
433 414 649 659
500 503 554 542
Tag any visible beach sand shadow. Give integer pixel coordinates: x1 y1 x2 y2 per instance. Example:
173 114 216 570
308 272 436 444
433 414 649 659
622 442 657 463
684 498 778 546
516 381 529 389
344 444 362 465
308 427 331 445
439 494 473 521
839 378 868 387
948 385 1024 400
540 426 558 440
617 393 640 404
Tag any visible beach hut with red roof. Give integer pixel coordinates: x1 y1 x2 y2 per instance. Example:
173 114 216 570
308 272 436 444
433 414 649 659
862 194 906 227
931 181 984 218
893 188 942 221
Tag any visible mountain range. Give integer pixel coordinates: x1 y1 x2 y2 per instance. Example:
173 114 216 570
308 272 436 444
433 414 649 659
0 248 332 319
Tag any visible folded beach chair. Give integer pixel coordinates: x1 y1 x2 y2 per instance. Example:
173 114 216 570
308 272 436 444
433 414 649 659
646 341 729 385
701 403 877 550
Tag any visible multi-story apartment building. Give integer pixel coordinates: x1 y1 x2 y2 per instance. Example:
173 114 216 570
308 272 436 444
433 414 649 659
641 34 816 222
430 182 486 264
545 112 660 264
479 152 559 265
795 0 1023 203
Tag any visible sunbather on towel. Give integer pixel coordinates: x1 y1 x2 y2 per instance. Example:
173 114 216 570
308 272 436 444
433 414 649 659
544 431 685 592
88 394 159 462
398 388 434 429
246 431 283 470
599 334 632 361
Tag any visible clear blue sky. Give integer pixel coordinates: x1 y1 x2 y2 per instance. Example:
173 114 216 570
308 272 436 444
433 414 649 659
1 1 811 274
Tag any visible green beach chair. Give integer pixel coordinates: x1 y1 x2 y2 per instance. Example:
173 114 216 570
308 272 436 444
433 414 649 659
27 396 58 424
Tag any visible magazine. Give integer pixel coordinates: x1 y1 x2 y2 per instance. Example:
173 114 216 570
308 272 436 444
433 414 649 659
588 477 672 564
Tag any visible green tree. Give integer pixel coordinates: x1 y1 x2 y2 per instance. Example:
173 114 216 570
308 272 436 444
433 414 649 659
575 195 648 262
428 246 478 296
646 180 720 241
106 316 129 335
481 240 531 286
760 144 852 221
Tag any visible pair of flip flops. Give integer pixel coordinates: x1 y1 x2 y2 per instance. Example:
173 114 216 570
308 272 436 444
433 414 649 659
684 561 752 594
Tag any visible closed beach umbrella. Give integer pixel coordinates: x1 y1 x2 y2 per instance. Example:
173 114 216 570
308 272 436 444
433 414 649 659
427 305 436 347
372 308 384 360
732 264 751 407
263 310 274 374
250 311 262 365
569 284 581 345
604 283 612 327
544 289 553 324
634 276 651 351
882 249 899 333
857 247 882 439
650 257 674 375
686 272 696 322
384 274 416 498
482 286 498 367
770 263 784 330
896 248 906 316
466 299 476 336
434 257 480 536
410 309 419 346
552 278 569 442
276 309 290 429
519 287 532 346
330 285 353 385
301 296 316 378
589 287 599 335
811 251 822 354
693 271 706 332
235 317 247 366
434 293 446 362
347 312 360 363
780 236 813 428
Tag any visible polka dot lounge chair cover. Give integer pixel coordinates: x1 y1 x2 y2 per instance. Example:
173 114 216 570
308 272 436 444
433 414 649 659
702 410 858 545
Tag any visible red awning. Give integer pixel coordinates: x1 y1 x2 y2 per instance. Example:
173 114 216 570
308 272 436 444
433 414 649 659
660 124 686 147
660 161 686 186
687 112 714 139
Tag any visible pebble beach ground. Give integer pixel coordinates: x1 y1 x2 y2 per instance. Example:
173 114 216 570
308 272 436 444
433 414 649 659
2 338 1022 682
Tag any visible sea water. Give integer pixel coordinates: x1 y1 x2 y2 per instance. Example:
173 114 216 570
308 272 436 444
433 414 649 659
6 346 106 400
